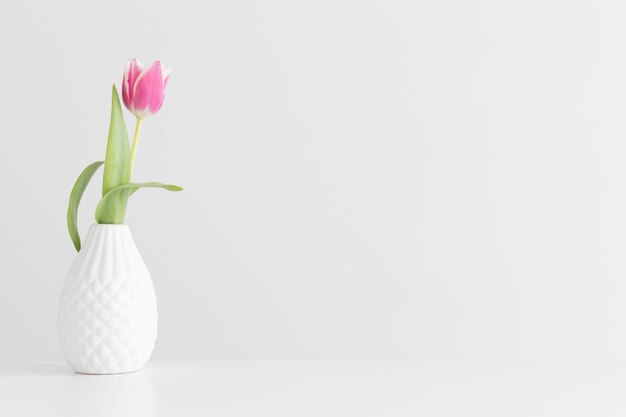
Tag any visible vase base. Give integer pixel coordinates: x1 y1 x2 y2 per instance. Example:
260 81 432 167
72 366 145 375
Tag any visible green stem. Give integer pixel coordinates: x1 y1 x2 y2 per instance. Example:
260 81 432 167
130 117 143 177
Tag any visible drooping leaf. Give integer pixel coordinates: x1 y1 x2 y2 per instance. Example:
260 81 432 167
95 182 183 222
67 161 104 251
99 85 131 224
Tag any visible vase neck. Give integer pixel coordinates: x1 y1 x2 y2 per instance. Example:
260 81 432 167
81 224 134 253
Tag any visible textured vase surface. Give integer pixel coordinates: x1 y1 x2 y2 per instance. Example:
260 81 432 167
58 224 157 374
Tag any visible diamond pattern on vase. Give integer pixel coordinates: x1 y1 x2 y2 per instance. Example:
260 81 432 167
58 224 157 374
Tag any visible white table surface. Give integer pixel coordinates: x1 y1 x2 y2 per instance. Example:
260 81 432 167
0 360 624 416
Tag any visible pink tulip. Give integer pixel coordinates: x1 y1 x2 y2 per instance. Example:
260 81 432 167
122 58 171 119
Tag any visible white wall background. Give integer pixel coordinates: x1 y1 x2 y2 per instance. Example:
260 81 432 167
2 0 626 362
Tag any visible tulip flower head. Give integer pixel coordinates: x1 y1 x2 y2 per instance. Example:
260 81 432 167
122 58 171 119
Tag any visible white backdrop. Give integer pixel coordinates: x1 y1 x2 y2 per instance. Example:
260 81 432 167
1 0 626 362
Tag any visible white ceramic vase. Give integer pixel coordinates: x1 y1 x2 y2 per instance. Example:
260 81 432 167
58 224 157 374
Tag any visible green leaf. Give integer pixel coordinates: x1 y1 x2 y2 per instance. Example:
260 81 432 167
99 85 131 224
67 161 104 251
95 182 183 222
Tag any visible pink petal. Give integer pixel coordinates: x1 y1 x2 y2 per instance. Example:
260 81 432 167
132 61 165 117
122 58 143 110
122 61 132 109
